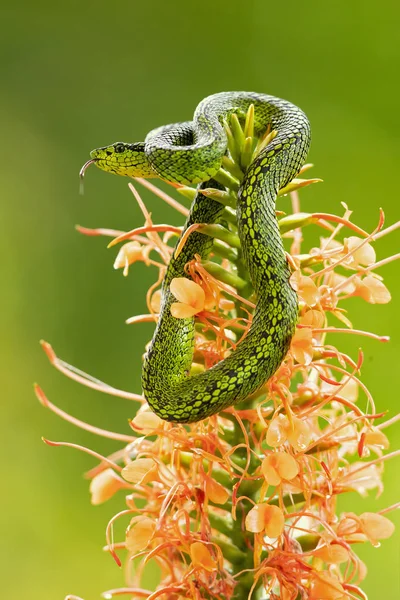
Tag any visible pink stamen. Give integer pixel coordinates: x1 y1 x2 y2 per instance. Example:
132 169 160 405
365 252 400 272
373 219 400 240
35 384 135 443
308 326 389 342
128 183 173 264
377 413 400 430
101 587 152 598
135 177 190 216
108 224 182 248
40 340 144 402
105 509 136 567
42 438 123 472
378 502 400 515
311 213 369 237
339 450 400 481
126 313 159 325
311 209 385 279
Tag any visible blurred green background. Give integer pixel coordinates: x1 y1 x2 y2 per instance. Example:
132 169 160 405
1 1 399 598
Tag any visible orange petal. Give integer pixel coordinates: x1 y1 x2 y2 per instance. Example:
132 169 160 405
114 241 144 275
345 236 376 266
275 452 299 480
89 469 127 505
261 455 282 486
363 428 390 449
190 542 217 572
309 573 346 599
121 458 159 484
331 272 357 294
170 277 205 310
245 504 266 533
291 328 313 365
150 289 162 312
290 272 319 306
313 543 350 564
245 503 284 537
360 512 395 542
131 411 163 434
361 275 391 304
261 452 299 486
205 478 230 505
337 515 359 537
263 504 285 538
126 516 156 554
357 557 368 581
286 416 312 451
266 414 290 448
170 302 201 318
300 309 325 329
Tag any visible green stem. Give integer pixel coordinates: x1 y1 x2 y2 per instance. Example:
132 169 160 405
214 168 240 192
202 261 247 289
213 240 238 261
198 224 241 248
211 537 248 565
296 534 320 552
222 155 244 181
201 187 237 208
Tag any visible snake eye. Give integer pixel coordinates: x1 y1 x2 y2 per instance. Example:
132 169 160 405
114 143 125 154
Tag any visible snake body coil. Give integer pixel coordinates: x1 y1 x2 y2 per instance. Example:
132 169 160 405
89 92 311 422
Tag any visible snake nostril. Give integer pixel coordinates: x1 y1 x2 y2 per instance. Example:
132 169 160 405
106 150 112 156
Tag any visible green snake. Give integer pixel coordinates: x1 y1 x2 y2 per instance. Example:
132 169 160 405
83 92 311 423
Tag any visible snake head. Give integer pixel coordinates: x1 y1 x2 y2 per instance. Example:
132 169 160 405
82 142 156 178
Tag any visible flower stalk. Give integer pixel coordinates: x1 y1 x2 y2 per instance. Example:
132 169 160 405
39 106 399 600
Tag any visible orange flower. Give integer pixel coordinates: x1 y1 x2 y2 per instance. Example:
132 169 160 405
337 512 395 545
344 236 376 267
261 452 299 486
353 274 391 304
190 542 218 572
130 410 163 434
89 469 128 505
290 327 313 365
363 427 390 450
205 478 230 505
121 457 159 485
113 241 147 275
309 573 346 600
338 462 384 496
266 413 312 451
360 512 395 543
300 308 325 328
290 271 319 306
126 516 156 554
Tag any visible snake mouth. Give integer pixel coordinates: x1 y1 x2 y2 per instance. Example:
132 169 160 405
79 157 98 179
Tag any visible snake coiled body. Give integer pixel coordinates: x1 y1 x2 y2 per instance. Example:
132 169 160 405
89 92 311 423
